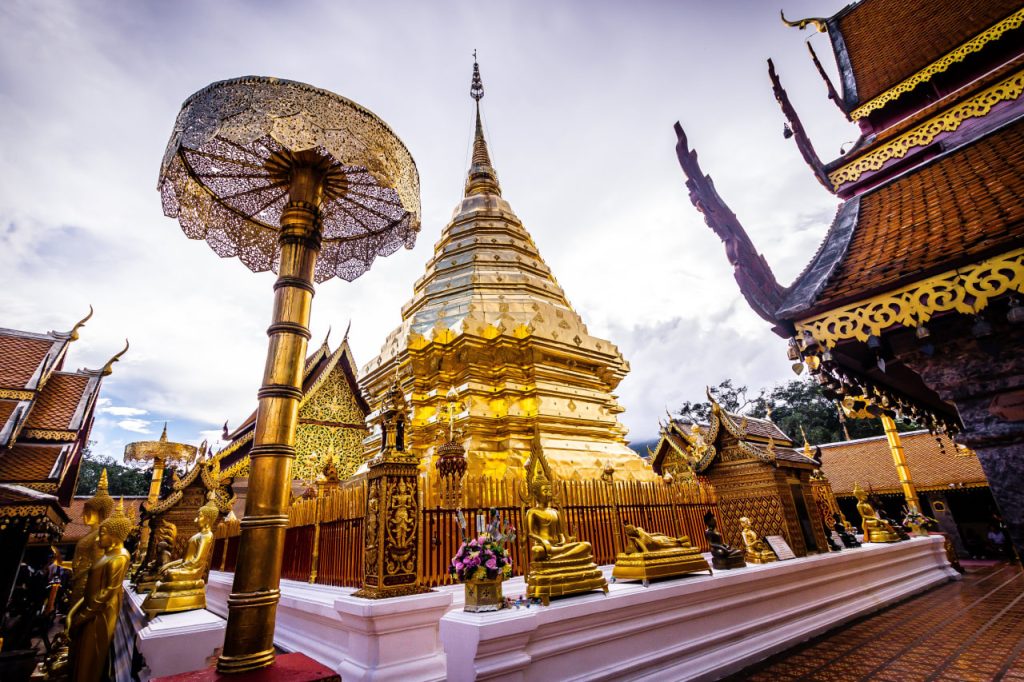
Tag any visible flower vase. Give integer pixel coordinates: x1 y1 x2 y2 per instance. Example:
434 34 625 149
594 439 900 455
464 575 504 612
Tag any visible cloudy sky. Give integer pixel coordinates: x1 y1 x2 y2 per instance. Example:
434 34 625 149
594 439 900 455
1 0 854 459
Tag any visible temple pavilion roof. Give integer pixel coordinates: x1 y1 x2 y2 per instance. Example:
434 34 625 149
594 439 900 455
818 430 987 496
0 315 122 535
651 397 819 477
214 331 368 477
830 0 1022 112
779 117 1024 319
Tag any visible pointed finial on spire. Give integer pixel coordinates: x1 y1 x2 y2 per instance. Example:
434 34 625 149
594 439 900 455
465 52 501 197
160 422 168 442
98 468 109 494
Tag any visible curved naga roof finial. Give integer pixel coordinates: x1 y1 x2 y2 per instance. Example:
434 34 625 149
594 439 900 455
780 10 827 33
673 123 787 328
100 339 130 376
68 305 94 342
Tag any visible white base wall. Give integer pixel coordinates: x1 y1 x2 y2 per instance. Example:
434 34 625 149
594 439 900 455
203 536 956 681
440 536 959 681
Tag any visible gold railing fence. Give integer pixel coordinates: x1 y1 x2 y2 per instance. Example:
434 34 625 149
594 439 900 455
212 471 719 589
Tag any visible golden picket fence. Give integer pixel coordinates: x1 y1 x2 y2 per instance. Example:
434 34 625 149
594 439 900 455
213 473 719 589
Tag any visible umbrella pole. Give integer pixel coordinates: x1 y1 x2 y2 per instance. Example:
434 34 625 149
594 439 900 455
218 165 324 674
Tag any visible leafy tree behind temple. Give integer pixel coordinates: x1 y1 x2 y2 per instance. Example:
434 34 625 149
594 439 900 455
675 378 916 445
76 446 151 497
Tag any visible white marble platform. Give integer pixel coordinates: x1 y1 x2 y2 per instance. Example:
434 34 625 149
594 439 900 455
206 573 452 681
119 583 226 680
203 537 955 681
440 536 959 681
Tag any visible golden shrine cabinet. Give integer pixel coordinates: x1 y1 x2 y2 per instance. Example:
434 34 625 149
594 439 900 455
652 400 828 557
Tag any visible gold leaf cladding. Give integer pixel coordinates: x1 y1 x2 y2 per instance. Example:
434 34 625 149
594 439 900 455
833 70 1024 187
851 8 1024 120
796 248 1024 347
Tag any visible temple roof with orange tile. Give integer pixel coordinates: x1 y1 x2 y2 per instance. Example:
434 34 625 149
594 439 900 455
60 496 146 544
819 430 988 496
833 0 1022 107
779 118 1024 318
0 443 70 482
0 333 57 390
25 373 93 431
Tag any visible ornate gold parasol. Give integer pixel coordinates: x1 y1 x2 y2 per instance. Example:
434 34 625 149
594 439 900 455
158 76 420 674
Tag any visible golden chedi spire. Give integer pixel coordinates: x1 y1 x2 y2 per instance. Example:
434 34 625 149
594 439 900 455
361 55 655 482
465 54 501 197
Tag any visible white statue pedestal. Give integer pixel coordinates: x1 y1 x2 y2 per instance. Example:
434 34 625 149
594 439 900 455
120 583 226 680
440 536 958 681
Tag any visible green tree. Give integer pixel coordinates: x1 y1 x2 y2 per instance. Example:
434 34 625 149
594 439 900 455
676 377 918 445
675 379 753 425
76 446 151 497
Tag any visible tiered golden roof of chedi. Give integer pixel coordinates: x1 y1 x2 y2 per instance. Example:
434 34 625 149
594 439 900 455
362 61 654 481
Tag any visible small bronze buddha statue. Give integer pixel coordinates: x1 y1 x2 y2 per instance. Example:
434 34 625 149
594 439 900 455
141 496 219 616
833 512 861 548
853 483 900 543
524 432 607 605
71 469 114 607
704 511 745 569
739 516 777 564
134 520 176 593
68 499 133 682
612 524 710 585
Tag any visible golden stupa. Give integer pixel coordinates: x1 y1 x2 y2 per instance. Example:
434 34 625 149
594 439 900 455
361 59 654 481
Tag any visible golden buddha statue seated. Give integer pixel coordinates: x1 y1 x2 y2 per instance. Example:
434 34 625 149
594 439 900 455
612 524 711 585
853 483 900 543
739 516 777 564
142 497 219 616
524 433 607 605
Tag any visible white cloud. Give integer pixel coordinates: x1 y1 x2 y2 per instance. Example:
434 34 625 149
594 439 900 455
0 0 853 458
101 405 148 417
116 419 153 434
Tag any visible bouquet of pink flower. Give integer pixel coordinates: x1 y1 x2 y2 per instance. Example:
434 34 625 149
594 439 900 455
450 508 516 582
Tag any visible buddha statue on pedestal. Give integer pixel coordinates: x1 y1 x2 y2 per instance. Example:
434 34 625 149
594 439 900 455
71 469 114 607
704 511 745 569
133 520 176 593
141 496 219 616
739 517 777 564
853 483 900 543
612 524 710 585
68 499 133 682
524 431 607 605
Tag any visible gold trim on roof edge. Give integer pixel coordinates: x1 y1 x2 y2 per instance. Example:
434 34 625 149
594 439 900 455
795 248 1024 346
850 8 1024 120
0 389 34 400
22 429 76 441
832 70 1024 187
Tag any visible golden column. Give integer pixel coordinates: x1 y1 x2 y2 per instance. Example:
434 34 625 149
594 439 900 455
881 414 921 512
158 76 420 673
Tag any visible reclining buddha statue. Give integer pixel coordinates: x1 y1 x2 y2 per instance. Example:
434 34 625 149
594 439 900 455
141 495 219 616
612 523 711 585
853 483 901 543
524 430 607 605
